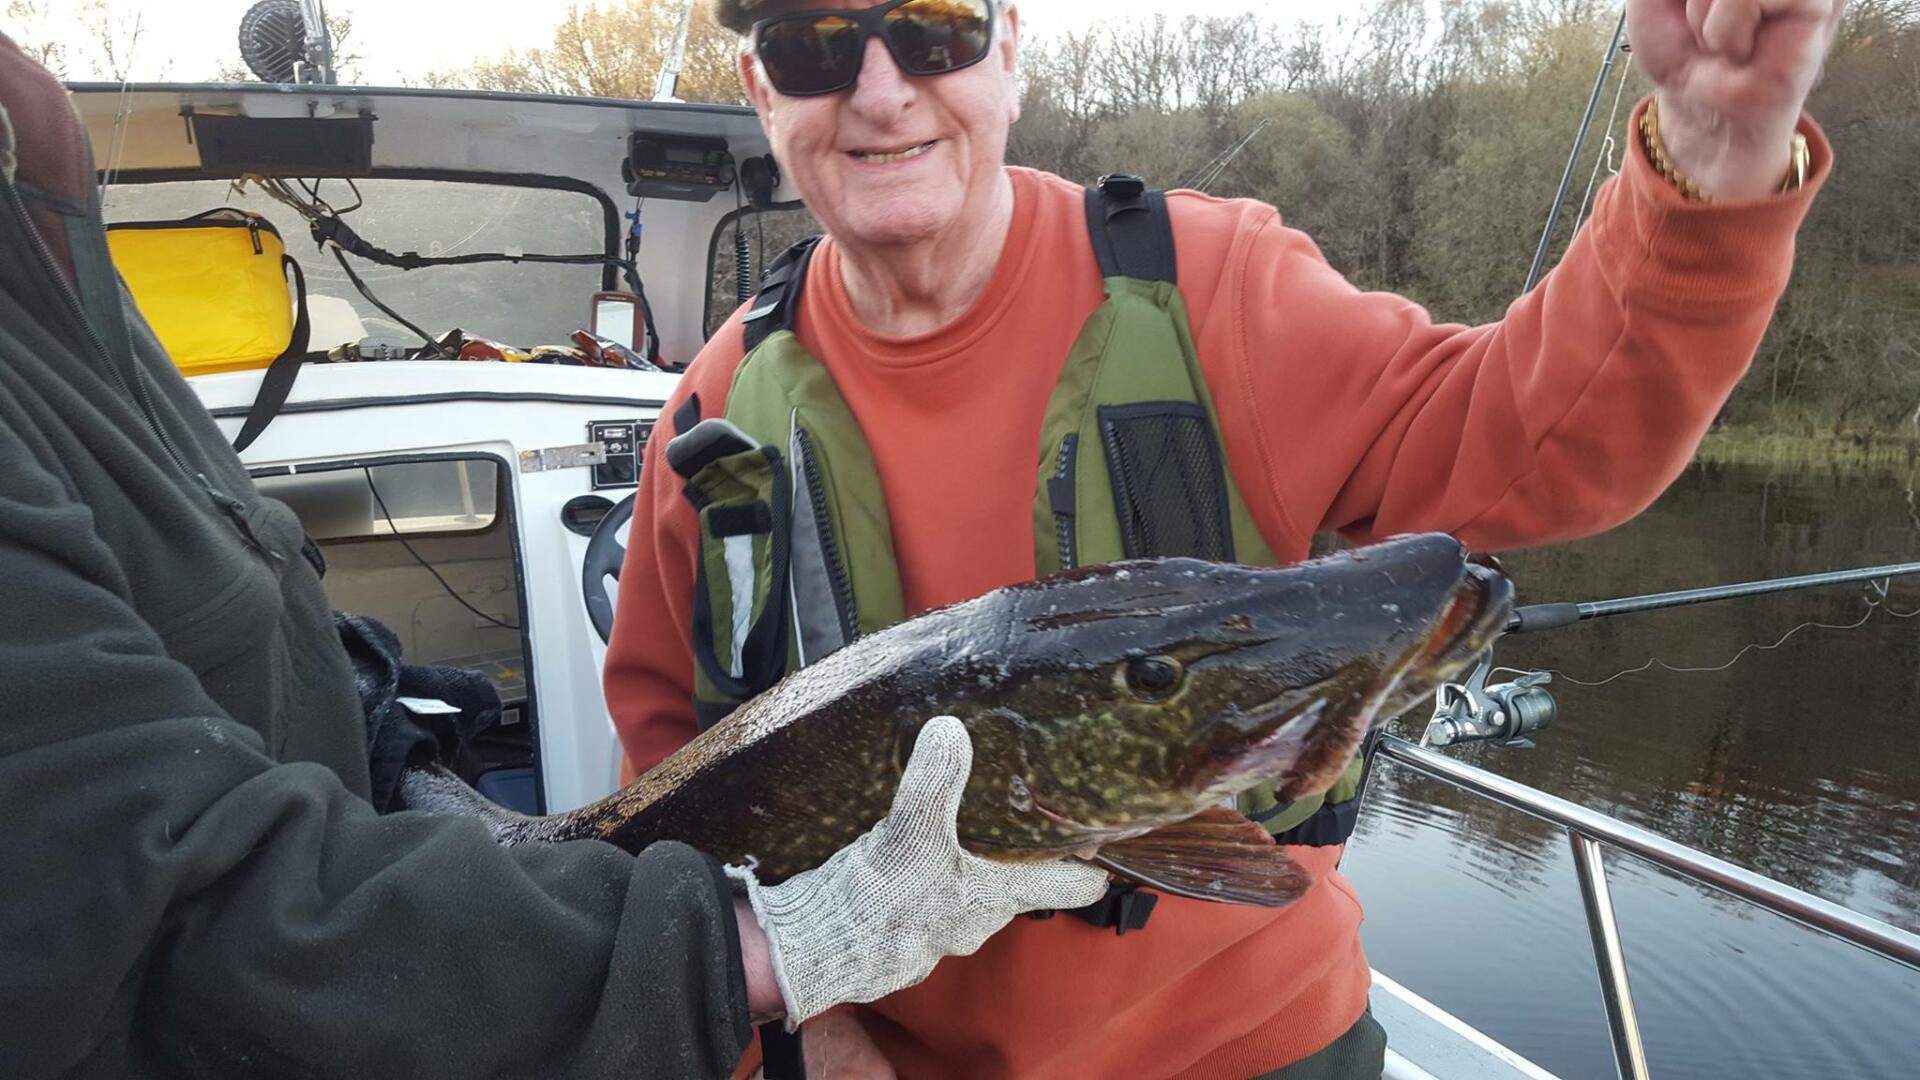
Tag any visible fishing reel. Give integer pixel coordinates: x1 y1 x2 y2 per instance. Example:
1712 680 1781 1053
1422 651 1556 749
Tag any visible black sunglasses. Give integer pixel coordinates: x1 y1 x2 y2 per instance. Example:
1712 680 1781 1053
752 0 997 97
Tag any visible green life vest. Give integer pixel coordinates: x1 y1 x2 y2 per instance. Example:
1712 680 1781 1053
663 176 1371 885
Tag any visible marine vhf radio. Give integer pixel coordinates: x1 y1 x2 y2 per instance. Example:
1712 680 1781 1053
622 131 735 201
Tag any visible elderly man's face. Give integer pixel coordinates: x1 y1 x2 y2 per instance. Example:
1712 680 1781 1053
740 1 1021 253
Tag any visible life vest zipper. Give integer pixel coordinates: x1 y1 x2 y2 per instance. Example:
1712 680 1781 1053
793 426 858 643
1048 433 1079 571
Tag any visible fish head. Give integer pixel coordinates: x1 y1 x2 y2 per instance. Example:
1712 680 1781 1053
961 533 1512 847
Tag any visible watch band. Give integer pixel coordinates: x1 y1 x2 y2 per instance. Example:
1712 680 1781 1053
1640 97 1809 202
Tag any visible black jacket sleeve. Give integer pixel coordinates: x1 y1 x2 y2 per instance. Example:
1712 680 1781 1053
0 420 753 1077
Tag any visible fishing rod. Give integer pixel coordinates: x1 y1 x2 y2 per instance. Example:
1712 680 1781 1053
1179 118 1271 195
1523 7 1628 293
1423 558 1920 749
1504 560 1920 634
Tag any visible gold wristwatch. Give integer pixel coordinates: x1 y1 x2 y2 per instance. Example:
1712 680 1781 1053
1640 97 1810 202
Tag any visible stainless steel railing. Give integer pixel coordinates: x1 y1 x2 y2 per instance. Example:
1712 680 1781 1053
1371 735 1920 1080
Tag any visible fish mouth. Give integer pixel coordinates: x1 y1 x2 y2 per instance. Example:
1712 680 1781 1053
1206 558 1513 804
1377 561 1513 718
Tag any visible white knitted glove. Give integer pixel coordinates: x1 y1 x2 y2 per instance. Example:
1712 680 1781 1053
727 715 1110 1029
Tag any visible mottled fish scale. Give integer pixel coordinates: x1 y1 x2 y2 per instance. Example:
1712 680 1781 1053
397 534 1512 905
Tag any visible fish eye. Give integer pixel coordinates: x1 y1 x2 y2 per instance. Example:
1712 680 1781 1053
1124 656 1184 700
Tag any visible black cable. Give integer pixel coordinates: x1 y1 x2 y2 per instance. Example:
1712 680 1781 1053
331 247 448 359
364 468 522 632
266 176 662 366
298 176 365 216
733 178 752 304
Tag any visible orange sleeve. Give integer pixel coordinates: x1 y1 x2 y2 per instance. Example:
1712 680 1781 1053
602 315 750 782
1205 97 1830 555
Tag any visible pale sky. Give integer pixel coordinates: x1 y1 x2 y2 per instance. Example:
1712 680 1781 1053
16 1 1373 87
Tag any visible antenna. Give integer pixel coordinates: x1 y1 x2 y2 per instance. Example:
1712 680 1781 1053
654 0 698 102
301 0 337 84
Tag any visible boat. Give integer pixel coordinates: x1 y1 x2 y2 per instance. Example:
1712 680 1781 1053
62 17 1920 1078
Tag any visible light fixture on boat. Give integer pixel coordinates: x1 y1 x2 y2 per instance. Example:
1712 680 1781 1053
237 0 337 85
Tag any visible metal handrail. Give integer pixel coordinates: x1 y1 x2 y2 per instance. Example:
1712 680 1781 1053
1372 735 1920 1080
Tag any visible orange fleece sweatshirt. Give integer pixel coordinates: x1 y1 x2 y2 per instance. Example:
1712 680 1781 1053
604 98 1828 1077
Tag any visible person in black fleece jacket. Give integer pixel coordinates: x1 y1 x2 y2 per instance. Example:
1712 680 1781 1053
0 34 1103 1080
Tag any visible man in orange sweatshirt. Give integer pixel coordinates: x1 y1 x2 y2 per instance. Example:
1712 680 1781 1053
605 0 1841 1075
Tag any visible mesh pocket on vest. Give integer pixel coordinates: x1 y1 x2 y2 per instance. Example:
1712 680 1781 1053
1097 401 1234 561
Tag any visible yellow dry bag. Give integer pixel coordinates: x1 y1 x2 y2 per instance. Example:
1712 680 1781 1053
106 208 310 377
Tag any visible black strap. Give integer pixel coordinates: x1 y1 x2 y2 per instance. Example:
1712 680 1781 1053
1061 883 1158 935
1266 796 1363 847
741 235 823 353
1261 731 1382 847
1085 174 1177 283
673 392 702 436
231 256 312 453
709 503 773 538
760 1025 805 1079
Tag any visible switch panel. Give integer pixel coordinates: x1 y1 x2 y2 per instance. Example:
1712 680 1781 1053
589 419 651 490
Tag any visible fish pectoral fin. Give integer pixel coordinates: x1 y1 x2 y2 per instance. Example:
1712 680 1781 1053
1091 806 1309 908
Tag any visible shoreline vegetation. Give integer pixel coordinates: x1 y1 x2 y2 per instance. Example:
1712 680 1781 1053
31 1 1914 447
1695 427 1920 470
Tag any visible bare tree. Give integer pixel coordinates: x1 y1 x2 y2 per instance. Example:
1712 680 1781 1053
426 0 744 104
5 0 68 76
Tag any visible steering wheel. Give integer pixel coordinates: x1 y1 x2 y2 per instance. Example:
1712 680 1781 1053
582 492 635 645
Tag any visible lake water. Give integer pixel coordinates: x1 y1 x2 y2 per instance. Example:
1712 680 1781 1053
1340 456 1920 1078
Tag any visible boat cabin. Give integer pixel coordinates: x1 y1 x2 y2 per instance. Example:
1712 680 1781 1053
72 81 808 816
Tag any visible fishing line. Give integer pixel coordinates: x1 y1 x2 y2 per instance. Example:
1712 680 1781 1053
1571 48 1634 235
100 7 146 192
364 468 522 632
1907 473 1920 536
1495 578 1920 688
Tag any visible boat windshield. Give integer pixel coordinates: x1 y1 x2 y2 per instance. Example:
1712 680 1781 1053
101 178 609 354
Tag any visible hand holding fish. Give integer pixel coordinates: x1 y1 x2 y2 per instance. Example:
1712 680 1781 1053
1629 0 1843 198
728 716 1111 1029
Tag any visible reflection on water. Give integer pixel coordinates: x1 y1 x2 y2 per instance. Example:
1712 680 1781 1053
1342 458 1920 1079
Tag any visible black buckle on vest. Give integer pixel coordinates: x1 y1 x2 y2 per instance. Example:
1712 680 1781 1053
1097 173 1146 200
1047 882 1157 935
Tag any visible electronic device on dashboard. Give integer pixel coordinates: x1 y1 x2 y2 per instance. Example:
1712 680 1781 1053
622 132 735 202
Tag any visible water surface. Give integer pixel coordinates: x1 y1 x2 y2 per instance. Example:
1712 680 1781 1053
1342 458 1920 1079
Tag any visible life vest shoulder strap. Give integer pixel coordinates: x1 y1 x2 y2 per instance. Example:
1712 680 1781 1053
740 234 824 354
1085 173 1176 283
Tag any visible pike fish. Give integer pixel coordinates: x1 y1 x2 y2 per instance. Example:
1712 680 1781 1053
400 532 1512 907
